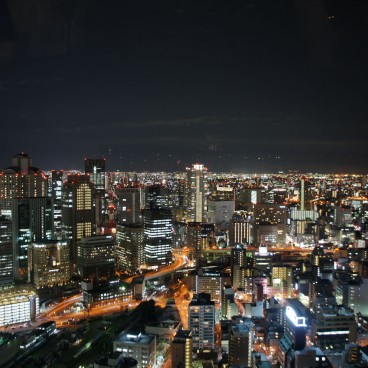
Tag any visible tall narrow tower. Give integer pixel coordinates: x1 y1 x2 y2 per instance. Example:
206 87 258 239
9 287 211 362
61 174 96 271
185 163 207 223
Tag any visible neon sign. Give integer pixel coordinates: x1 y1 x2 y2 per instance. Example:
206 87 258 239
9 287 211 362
286 306 307 327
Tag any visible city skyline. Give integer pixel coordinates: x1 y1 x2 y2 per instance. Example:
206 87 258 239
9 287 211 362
0 0 367 173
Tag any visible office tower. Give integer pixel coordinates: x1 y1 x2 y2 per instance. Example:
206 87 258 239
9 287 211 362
171 330 193 368
229 323 253 367
188 293 215 351
85 158 106 231
113 333 156 368
300 176 306 211
77 235 115 280
115 187 142 225
84 158 106 192
116 224 144 273
253 203 287 246
0 153 48 219
196 268 223 303
185 163 207 222
61 174 96 270
142 208 173 267
145 185 170 209
50 170 64 238
272 266 293 299
207 199 235 225
12 197 54 280
186 222 201 262
28 241 70 288
0 216 13 284
228 212 253 246
231 244 253 289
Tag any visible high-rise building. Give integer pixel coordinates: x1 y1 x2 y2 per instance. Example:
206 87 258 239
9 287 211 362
142 208 173 267
61 174 96 270
185 164 207 223
50 170 64 238
77 235 115 280
85 158 106 231
196 268 223 304
228 212 253 246
0 153 48 219
188 292 215 351
116 224 144 273
171 330 193 368
12 197 54 280
115 187 142 225
253 203 287 246
28 241 70 288
84 158 106 192
186 222 202 262
272 266 293 299
0 216 13 285
229 323 253 367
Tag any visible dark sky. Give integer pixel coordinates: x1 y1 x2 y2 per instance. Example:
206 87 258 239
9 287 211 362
0 0 368 173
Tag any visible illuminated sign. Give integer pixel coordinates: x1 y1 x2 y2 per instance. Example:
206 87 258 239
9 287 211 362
286 306 307 327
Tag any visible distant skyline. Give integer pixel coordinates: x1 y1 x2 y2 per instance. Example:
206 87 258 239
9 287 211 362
1 0 367 173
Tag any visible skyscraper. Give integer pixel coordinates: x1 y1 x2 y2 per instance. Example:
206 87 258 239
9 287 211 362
188 292 215 351
115 187 142 225
12 197 54 280
61 174 95 271
50 170 64 238
0 153 48 219
171 330 193 368
142 208 173 267
185 164 207 223
229 323 253 367
85 158 106 231
0 216 13 285
77 235 115 280
84 158 106 192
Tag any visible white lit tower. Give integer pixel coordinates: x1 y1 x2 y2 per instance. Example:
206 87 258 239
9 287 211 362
185 163 208 223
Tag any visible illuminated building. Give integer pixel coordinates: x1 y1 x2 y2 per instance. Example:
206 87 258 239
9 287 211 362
50 170 64 238
84 158 106 192
61 174 96 270
311 305 357 349
0 153 48 219
186 222 202 262
253 203 286 246
195 268 223 303
77 235 115 280
272 266 293 298
185 163 207 222
12 196 53 280
28 241 70 288
113 332 156 368
0 285 39 326
188 293 215 351
171 330 192 368
228 212 253 246
254 245 272 272
115 187 142 224
116 224 144 273
229 323 253 367
142 208 173 267
231 244 253 289
0 217 13 284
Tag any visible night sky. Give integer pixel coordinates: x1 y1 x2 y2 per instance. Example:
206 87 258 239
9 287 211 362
0 0 368 173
